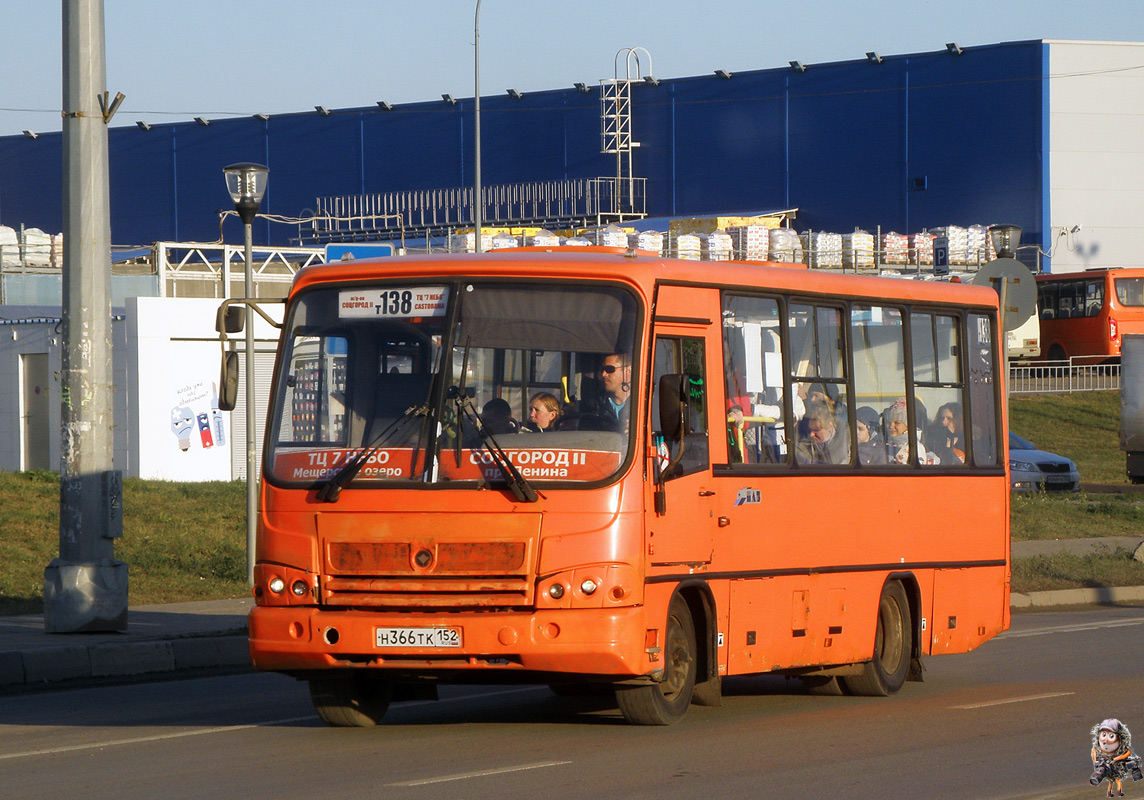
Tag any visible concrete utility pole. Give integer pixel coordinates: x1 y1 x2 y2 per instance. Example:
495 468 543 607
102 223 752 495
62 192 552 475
44 0 127 633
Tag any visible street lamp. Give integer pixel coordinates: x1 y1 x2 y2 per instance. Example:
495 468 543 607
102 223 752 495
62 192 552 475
223 162 268 585
988 224 1022 260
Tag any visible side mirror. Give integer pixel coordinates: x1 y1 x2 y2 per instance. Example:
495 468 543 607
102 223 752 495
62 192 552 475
658 373 689 440
216 304 246 334
218 351 239 411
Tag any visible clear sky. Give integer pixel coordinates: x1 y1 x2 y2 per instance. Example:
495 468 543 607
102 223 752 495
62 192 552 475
2 0 1143 137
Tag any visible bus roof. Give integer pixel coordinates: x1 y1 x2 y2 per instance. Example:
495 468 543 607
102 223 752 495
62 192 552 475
292 250 1000 310
1037 267 1144 281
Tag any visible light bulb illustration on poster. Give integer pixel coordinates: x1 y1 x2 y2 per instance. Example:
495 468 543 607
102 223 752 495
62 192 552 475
170 379 226 453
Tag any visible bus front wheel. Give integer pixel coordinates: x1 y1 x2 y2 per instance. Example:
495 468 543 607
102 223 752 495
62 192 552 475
309 674 393 726
843 581 912 697
615 596 697 725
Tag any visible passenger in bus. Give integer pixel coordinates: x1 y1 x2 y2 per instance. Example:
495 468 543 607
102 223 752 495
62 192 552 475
924 402 966 464
794 401 850 465
855 405 888 465
885 399 936 465
524 392 562 432
480 398 519 436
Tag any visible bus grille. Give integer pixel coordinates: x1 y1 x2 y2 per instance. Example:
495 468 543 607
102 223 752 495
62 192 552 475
321 539 534 609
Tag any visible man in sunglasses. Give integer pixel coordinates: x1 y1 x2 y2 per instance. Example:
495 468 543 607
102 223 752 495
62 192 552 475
598 353 632 432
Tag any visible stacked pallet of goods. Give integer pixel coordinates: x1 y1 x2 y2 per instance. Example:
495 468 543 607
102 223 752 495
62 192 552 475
768 228 804 263
967 224 991 266
673 232 702 260
490 232 519 249
800 231 843 268
726 224 770 261
629 230 664 255
842 230 875 270
596 224 629 248
700 231 733 261
931 225 968 266
562 235 592 247
881 232 909 265
460 231 494 252
525 229 562 247
0 225 18 268
911 232 935 265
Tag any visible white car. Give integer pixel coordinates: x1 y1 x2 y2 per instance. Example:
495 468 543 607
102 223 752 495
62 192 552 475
1009 432 1080 492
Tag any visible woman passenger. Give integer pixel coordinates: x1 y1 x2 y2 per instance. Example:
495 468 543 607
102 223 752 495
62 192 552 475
525 391 562 432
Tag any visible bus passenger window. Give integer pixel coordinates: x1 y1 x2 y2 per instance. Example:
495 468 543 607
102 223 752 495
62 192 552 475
653 336 709 479
967 313 999 466
851 305 905 466
1116 278 1144 307
722 294 785 464
912 313 966 466
789 303 848 465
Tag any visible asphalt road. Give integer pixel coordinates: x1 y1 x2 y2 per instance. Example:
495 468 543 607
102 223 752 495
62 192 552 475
1 605 1141 800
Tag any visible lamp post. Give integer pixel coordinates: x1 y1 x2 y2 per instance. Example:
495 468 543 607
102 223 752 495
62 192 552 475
988 224 1022 261
473 0 483 252
223 162 268 585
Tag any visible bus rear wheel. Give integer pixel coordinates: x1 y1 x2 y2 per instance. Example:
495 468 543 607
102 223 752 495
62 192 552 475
615 596 697 725
309 674 393 727
843 581 911 697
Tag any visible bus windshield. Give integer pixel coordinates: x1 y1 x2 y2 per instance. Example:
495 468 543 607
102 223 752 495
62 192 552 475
266 281 640 488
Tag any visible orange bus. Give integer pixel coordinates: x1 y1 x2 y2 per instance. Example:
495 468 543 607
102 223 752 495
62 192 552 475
1035 268 1144 362
224 248 1009 726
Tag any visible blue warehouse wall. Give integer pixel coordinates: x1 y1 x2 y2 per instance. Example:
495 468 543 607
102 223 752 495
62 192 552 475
0 40 1045 249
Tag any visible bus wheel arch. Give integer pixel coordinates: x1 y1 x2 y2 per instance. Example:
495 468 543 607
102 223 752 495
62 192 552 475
843 578 913 697
677 581 722 706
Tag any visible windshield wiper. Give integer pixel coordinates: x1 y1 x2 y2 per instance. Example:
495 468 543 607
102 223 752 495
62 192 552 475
454 395 538 503
316 404 427 503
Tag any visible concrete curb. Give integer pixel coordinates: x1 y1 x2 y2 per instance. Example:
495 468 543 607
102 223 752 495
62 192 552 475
0 634 250 690
1011 585 1144 609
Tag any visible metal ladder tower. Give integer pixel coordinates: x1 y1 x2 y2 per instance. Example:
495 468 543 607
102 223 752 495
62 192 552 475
600 47 654 218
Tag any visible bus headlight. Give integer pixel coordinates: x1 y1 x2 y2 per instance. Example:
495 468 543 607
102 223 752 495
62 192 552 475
268 576 286 594
291 580 308 597
548 583 565 600
580 579 599 595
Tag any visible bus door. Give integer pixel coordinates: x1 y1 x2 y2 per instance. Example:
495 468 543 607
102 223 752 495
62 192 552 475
648 323 718 567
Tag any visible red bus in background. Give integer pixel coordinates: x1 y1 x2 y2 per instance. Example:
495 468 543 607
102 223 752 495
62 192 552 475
1036 268 1144 362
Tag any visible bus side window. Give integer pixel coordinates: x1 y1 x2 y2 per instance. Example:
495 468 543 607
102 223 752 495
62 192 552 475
967 313 998 466
652 336 709 480
722 294 785 464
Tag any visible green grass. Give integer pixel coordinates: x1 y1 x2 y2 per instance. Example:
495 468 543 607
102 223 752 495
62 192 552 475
1011 546 1144 592
1009 390 1144 593
0 472 247 616
1009 390 1123 484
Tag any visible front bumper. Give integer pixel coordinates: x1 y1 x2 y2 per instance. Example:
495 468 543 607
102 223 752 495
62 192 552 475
248 604 651 678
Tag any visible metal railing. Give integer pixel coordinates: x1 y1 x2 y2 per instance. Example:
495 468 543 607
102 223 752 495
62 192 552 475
1009 358 1120 394
301 176 647 244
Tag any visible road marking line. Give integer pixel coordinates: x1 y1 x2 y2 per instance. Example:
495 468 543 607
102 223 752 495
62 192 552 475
1002 618 1144 639
389 760 573 786
0 716 314 762
953 691 1073 709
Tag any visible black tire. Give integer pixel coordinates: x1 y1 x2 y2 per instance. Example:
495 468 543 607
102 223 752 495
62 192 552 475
615 596 697 725
802 675 846 696
309 674 393 727
843 581 912 697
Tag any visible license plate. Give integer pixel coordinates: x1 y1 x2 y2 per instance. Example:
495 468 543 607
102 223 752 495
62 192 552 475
1044 475 1072 483
375 627 462 648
